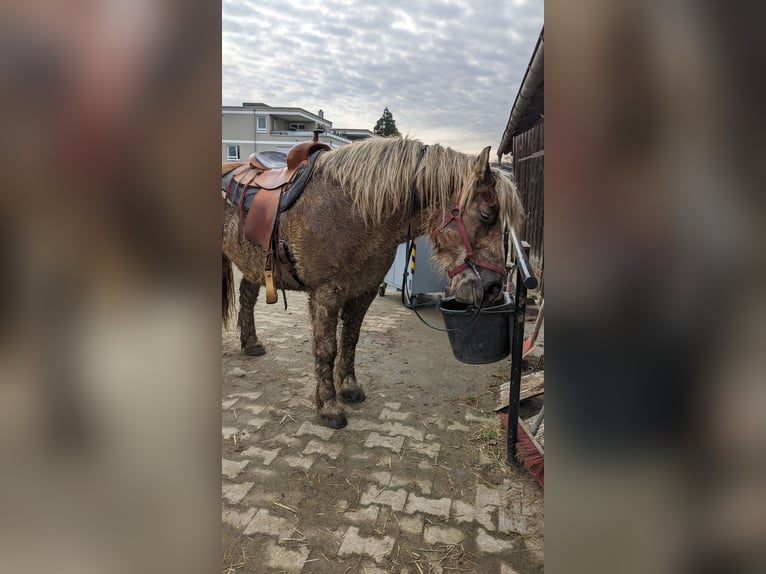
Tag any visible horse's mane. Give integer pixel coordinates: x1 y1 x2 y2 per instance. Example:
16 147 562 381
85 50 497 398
314 136 523 230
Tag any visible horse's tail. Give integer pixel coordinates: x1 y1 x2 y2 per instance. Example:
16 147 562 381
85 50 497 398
222 253 236 328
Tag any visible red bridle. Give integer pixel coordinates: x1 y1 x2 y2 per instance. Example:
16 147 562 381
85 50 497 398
430 204 507 279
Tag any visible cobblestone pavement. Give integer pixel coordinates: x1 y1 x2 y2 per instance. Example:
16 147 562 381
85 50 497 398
222 284 543 573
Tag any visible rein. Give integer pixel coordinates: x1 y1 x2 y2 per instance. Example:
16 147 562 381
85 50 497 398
400 146 497 333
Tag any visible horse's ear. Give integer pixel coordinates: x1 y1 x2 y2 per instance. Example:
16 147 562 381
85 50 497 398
475 146 492 183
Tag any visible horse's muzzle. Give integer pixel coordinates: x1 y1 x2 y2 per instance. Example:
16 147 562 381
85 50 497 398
451 267 505 307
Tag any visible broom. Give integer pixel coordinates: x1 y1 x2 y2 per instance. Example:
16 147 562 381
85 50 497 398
515 410 544 487
503 229 544 487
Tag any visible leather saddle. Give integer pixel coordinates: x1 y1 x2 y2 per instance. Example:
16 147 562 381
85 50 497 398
222 130 330 303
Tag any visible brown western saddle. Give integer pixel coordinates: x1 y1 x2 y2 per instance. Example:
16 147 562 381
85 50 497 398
222 130 330 303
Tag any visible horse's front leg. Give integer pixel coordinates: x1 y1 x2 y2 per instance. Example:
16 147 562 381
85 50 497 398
336 288 378 404
309 288 346 428
238 277 266 356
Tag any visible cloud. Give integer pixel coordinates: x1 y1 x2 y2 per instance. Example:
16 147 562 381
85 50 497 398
223 0 543 154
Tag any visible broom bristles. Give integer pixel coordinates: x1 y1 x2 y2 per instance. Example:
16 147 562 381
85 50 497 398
516 421 544 487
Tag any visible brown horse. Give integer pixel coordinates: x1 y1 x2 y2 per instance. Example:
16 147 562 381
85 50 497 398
222 137 523 428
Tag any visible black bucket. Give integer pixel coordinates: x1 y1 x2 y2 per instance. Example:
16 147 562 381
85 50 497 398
438 292 514 364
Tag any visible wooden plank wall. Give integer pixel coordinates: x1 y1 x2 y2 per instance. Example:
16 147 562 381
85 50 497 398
511 123 544 288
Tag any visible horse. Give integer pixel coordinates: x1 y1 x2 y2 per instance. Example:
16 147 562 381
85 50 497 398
222 136 523 428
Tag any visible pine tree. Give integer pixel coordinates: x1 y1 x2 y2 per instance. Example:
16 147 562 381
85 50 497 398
373 106 400 137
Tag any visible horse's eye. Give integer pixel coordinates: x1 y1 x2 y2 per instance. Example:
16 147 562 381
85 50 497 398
479 210 495 224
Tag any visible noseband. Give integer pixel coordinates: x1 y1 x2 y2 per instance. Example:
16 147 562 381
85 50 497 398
430 204 507 279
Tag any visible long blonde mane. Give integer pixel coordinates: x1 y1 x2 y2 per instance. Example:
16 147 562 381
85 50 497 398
314 137 523 230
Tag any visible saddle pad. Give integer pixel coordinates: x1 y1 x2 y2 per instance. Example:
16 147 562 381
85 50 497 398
278 149 324 212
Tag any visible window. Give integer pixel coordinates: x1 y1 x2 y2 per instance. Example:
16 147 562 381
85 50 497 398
257 116 267 132
289 123 306 131
227 145 240 160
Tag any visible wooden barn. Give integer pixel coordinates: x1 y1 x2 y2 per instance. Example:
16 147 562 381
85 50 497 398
498 27 544 291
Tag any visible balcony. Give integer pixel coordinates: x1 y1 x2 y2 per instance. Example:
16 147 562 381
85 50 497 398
270 130 351 144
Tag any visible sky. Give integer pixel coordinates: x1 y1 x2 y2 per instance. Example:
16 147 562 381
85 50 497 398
222 0 543 156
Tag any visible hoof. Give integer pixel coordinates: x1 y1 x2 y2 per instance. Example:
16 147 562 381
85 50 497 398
320 414 348 429
340 388 366 403
242 340 266 356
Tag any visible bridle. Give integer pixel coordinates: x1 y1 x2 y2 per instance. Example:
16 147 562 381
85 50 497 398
401 146 508 332
430 204 508 280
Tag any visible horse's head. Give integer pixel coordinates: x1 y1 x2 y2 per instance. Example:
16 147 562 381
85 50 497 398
430 146 521 307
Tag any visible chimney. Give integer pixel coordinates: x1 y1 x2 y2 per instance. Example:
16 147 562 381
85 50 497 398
318 109 324 119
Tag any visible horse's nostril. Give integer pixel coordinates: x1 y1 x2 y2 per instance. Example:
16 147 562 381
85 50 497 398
485 281 503 302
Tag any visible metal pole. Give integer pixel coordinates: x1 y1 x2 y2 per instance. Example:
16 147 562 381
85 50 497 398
506 241 531 464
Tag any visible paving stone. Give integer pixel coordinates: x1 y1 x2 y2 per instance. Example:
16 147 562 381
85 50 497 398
475 528 514 553
248 467 276 478
227 392 263 401
346 418 393 433
268 433 302 448
390 474 432 495
423 525 466 545
262 539 310 574
241 404 265 416
475 484 503 508
284 396 313 409
364 432 405 453
403 493 451 518
337 503 381 524
302 439 343 459
465 411 495 424
221 458 249 479
405 439 441 460
296 420 336 440
425 415 447 429
337 526 395 563
222 507 256 529
393 513 424 535
241 446 280 466
388 422 424 441
221 397 239 410
243 508 295 540
246 417 269 431
283 455 315 471
379 408 411 421
359 484 407 512
221 481 253 505
371 471 392 486
447 421 471 432
497 506 541 536
452 499 495 531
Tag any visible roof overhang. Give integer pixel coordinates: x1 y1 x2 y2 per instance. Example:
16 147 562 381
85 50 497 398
497 27 544 160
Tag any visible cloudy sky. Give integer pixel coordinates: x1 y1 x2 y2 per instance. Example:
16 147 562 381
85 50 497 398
222 0 543 155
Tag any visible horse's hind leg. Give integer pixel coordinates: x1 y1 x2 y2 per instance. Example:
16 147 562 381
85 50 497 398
309 288 346 428
336 288 378 404
238 277 266 356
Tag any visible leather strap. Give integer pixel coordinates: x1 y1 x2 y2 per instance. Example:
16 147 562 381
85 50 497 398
245 187 282 251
